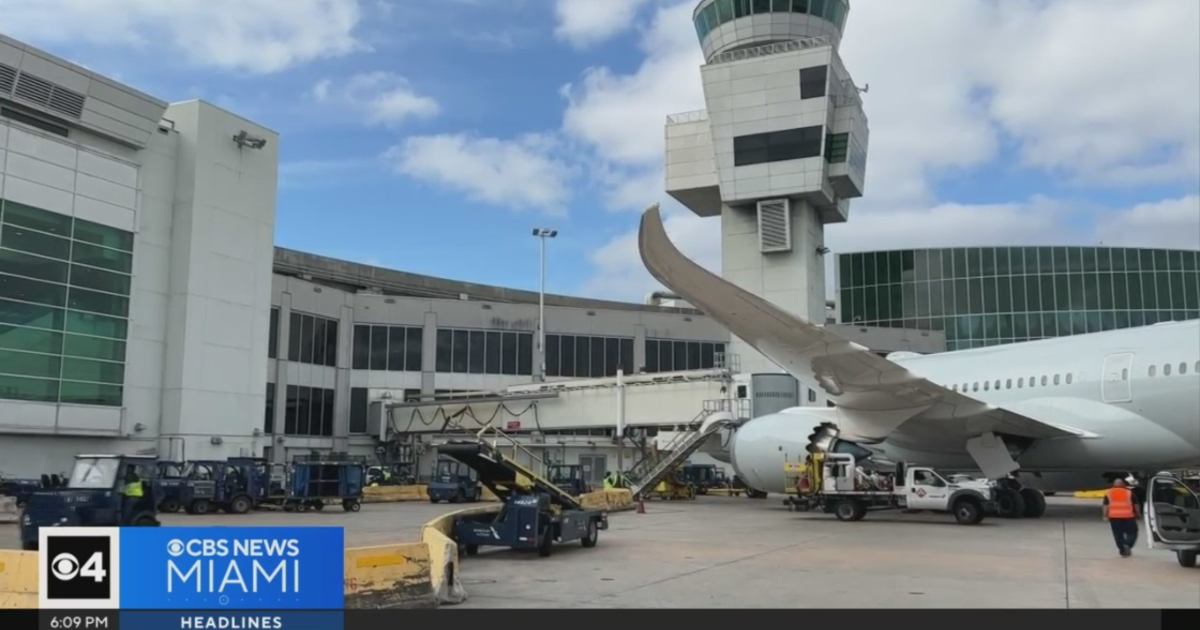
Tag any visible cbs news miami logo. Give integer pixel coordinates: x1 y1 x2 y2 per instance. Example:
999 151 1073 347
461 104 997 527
38 526 345 610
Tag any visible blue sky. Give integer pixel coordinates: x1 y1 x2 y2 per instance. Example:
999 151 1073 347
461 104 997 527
3 0 1197 302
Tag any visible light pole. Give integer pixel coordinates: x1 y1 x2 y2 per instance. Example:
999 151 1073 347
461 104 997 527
532 228 558 381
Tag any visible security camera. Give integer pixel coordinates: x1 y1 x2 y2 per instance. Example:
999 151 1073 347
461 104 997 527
233 130 267 150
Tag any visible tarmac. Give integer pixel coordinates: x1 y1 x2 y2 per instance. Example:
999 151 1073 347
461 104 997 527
451 496 1200 609
3 496 1197 608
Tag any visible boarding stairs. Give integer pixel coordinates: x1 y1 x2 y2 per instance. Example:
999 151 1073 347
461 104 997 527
628 400 740 499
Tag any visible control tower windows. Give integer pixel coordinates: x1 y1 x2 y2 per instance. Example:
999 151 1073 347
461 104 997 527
752 0 771 14
694 0 850 43
826 133 849 163
734 126 823 167
800 65 828 99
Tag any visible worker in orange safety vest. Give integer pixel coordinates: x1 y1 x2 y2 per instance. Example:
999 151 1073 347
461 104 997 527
1103 478 1140 557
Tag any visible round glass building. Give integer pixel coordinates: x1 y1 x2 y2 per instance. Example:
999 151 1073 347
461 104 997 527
835 247 1200 351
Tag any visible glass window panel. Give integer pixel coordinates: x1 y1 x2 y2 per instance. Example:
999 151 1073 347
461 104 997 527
996 277 1011 313
0 374 58 403
324 320 337 367
1028 313 1044 337
838 255 852 288
1141 272 1158 309
914 250 929 282
3 201 73 236
1162 272 1179 308
672 340 688 373
435 329 452 372
892 251 908 283
1070 311 1087 334
809 0 825 17
861 252 876 285
1036 275 1054 312
734 0 749 17
299 315 314 364
1153 249 1170 272
1139 249 1155 271
1184 273 1199 310
268 308 279 359
380 326 402 372
901 283 916 318
876 252 889 286
70 242 133 274
558 334 574 377
1042 313 1057 337
63 333 124 362
950 249 965 279
311 318 326 366
1012 314 1029 338
850 253 865 286
839 288 853 322
980 248 996 277
66 310 126 339
452 329 469 373
589 336 605 377
0 324 62 354
1112 273 1129 310
352 325 370 369
68 287 128 318
1053 275 1071 310
62 356 123 384
0 273 67 308
1013 247 1030 274
700 342 715 369
644 339 659 373
981 277 998 313
966 249 982 277
405 327 422 372
1 226 71 260
928 280 944 317
1100 311 1116 331
72 218 133 252
484 331 502 374
295 386 310 435
546 335 561 376
717 0 734 23
1049 247 1067 274
925 250 942 281
937 249 951 278
0 298 64 331
1111 248 1127 271
518 333 533 375
1126 273 1143 310
59 381 123 406
67 264 130 296
1035 247 1053 273
753 0 770 13
503 332 519 375
0 348 60 378
851 287 866 322
1083 248 1099 272
684 341 700 370
574 336 590 377
467 330 485 374
915 282 931 317
349 388 368 434
968 279 984 313
284 385 298 434
1097 273 1114 310
1011 275 1026 312
605 337 620 376
983 315 999 338
0 248 69 284
288 312 302 360
874 285 889 320
792 0 808 13
1067 247 1084 273
939 280 954 316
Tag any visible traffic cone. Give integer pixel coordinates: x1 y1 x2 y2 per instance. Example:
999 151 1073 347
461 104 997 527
637 497 646 514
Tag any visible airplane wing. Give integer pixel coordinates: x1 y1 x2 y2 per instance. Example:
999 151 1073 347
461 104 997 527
637 205 1083 443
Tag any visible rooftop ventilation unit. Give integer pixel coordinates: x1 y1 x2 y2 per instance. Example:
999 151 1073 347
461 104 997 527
0 63 87 120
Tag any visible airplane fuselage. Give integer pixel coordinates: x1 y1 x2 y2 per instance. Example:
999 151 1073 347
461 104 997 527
729 321 1200 494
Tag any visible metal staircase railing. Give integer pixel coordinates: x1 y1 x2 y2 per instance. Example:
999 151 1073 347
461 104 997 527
629 400 740 498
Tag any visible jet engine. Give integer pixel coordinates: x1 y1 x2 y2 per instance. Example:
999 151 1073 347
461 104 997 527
730 408 879 494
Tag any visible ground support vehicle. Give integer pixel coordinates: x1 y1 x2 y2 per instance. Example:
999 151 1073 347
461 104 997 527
428 458 482 503
282 454 366 513
680 464 720 495
178 459 261 515
19 455 161 550
646 469 697 501
785 453 996 525
1145 472 1200 568
154 461 190 513
439 432 608 558
0 476 41 507
547 464 591 496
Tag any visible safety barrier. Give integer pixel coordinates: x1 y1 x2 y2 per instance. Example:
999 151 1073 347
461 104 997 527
363 485 500 504
343 543 437 609
0 497 18 523
421 504 501 605
0 550 38 609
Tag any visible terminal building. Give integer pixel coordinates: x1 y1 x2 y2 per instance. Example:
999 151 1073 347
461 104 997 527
0 29 944 482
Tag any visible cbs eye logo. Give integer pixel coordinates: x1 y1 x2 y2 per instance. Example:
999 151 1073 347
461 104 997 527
167 539 185 556
45 536 111 600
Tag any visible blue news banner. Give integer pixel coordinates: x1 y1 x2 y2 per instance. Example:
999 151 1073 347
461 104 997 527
69 527 344 630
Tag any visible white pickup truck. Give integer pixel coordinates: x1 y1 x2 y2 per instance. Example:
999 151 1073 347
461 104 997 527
786 452 997 525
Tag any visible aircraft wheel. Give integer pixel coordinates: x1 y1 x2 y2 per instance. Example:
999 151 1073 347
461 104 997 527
995 489 1026 519
1178 550 1197 568
1019 488 1046 518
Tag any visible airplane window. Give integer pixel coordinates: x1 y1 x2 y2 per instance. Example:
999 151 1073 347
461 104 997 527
1121 368 1128 381
1149 365 1156 377
1195 360 1199 374
973 383 979 392
1017 378 1024 388
1041 376 1048 386
1066 373 1073 385
994 380 1001 390
1181 362 1188 375
983 381 990 391
1164 364 1172 377
1006 379 1012 389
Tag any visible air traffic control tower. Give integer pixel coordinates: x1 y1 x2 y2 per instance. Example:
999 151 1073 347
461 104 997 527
665 0 868 375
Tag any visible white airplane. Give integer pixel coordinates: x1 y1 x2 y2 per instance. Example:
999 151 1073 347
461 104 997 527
638 205 1200 522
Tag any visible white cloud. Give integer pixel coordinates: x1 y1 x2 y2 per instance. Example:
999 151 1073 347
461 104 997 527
384 134 576 214
0 0 367 74
312 72 439 127
553 0 655 48
562 0 1200 300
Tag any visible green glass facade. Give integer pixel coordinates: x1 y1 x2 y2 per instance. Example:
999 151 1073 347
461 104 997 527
0 198 133 406
836 247 1200 352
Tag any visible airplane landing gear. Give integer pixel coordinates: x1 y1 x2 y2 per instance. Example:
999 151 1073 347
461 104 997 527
993 479 1045 519
1019 487 1047 518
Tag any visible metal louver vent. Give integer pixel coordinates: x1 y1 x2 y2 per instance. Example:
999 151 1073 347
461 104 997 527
0 64 16 95
757 199 792 253
11 70 86 119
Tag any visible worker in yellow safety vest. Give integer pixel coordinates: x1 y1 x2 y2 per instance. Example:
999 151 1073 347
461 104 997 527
603 471 615 490
1103 478 1140 557
121 468 144 525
